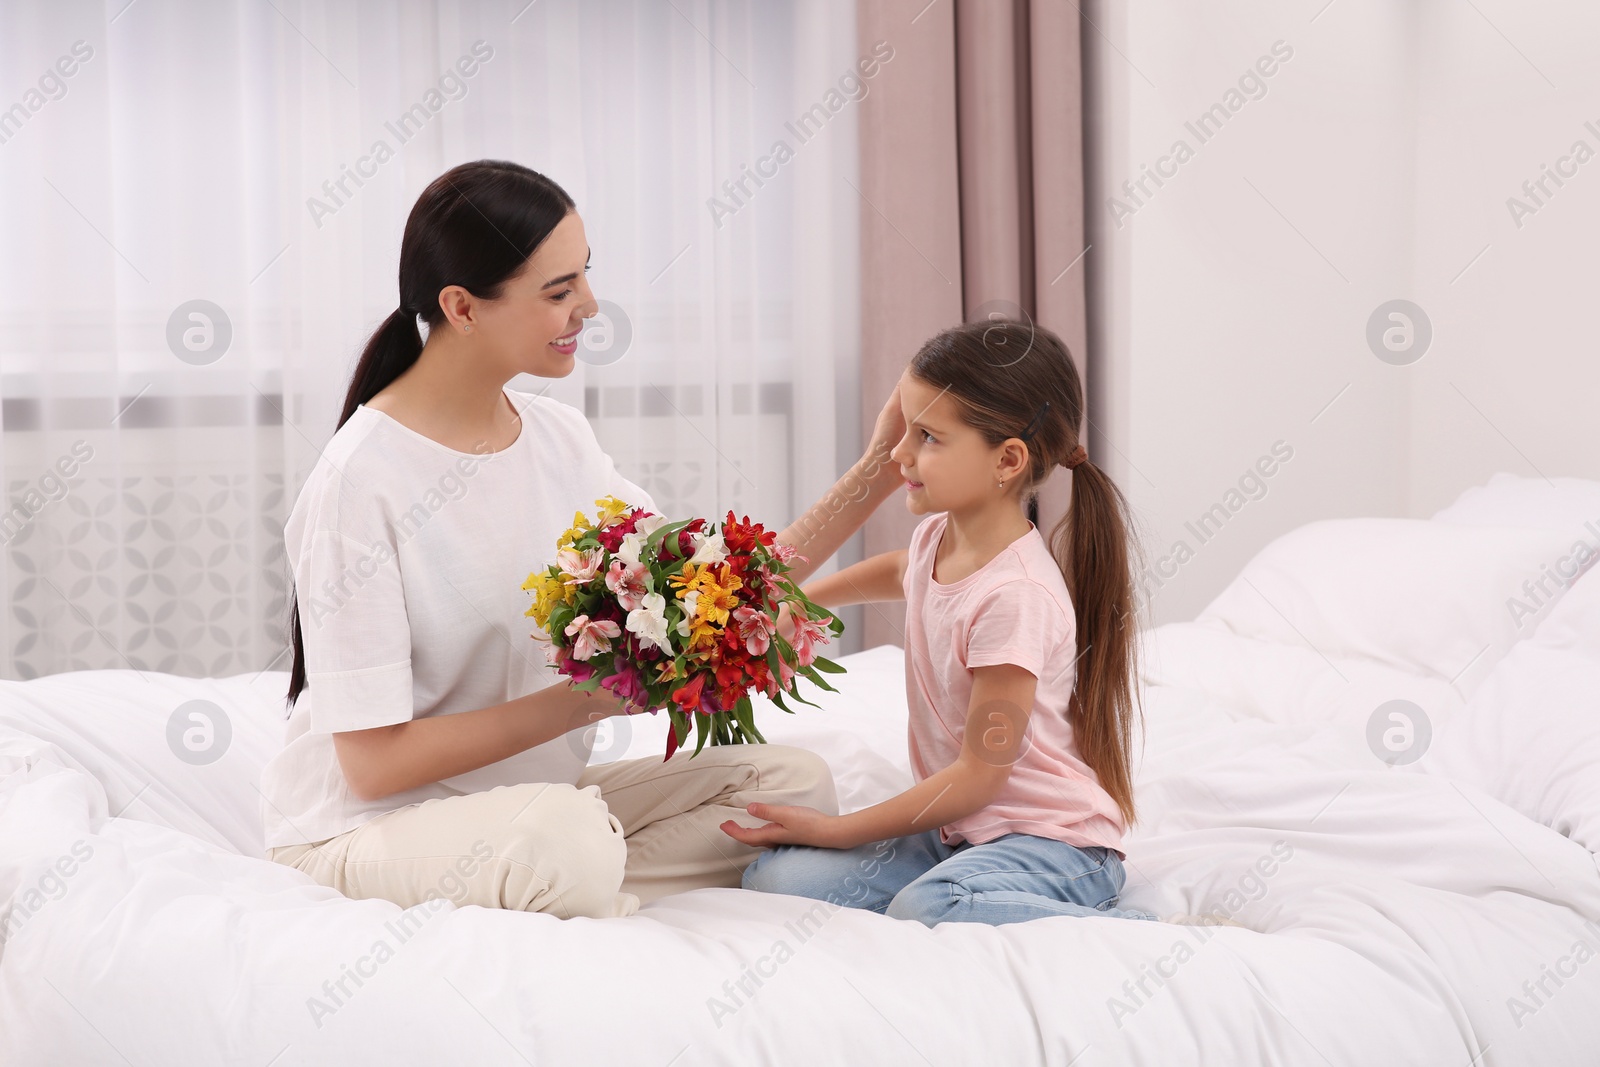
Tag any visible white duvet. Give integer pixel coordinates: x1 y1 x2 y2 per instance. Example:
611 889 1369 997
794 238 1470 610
2 474 1598 1066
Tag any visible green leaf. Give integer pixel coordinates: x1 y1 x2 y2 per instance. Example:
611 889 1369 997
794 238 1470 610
771 633 798 668
770 690 795 715
811 655 847 674
547 604 575 635
786 687 821 710
801 668 839 694
692 709 711 756
646 518 696 556
733 697 767 744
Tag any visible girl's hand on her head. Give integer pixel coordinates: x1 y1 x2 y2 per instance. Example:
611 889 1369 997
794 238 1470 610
720 803 845 849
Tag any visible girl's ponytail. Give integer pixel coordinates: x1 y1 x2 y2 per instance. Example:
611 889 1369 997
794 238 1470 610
1048 454 1143 828
285 160 577 712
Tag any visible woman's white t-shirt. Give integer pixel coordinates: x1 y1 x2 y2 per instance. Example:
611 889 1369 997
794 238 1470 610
258 384 657 850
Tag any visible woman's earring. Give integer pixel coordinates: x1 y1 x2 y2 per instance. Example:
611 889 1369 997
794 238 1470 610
464 325 471 333
998 480 1005 489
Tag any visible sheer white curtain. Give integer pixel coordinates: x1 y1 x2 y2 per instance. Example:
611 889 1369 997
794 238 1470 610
0 0 861 680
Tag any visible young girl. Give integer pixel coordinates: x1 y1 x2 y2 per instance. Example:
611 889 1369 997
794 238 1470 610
723 319 1159 927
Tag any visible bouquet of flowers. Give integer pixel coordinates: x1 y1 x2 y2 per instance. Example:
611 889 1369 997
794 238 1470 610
523 496 845 760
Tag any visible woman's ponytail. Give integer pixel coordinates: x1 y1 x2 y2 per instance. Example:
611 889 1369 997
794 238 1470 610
284 306 423 709
339 307 425 427
285 161 577 712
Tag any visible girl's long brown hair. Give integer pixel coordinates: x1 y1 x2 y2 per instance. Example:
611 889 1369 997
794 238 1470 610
910 319 1145 827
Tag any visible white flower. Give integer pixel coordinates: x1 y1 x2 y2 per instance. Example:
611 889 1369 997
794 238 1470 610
687 529 728 566
626 592 672 654
616 532 646 567
675 590 700 637
634 513 670 538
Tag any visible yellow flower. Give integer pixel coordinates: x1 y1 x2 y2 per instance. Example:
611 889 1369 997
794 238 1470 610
694 622 724 652
668 562 702 600
594 495 631 526
556 510 596 551
694 566 743 628
522 571 567 628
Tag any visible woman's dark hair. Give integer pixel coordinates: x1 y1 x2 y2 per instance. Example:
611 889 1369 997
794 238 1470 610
285 160 576 711
908 319 1146 827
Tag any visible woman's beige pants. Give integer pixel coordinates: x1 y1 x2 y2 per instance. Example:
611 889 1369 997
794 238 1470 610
267 743 837 919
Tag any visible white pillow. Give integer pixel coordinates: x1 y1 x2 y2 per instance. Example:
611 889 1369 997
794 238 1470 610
1430 472 1600 536
1194 518 1581 693
0 669 286 857
1419 563 1600 852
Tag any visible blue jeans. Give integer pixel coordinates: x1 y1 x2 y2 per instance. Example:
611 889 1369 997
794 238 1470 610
741 828 1161 928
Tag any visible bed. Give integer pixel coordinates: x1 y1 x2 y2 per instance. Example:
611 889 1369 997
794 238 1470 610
2 472 1598 1065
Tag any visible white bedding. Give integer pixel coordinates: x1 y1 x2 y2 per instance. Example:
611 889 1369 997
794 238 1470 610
2 475 1598 1065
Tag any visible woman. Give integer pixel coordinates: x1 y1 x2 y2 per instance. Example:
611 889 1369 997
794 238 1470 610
261 159 904 920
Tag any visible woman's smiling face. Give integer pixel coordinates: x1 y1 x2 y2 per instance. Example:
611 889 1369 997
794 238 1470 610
470 210 598 377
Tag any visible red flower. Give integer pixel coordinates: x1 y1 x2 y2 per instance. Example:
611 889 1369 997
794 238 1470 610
595 510 643 552
722 552 753 587
671 673 707 714
662 517 707 561
722 512 775 555
715 662 747 710
747 657 775 697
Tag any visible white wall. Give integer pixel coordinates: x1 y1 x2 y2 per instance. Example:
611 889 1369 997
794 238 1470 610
1409 0 1600 514
1085 0 1600 628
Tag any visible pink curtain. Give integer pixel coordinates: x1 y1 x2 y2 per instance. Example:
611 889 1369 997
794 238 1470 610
857 0 1090 648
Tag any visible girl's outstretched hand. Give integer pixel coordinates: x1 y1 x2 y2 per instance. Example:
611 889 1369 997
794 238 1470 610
720 802 845 849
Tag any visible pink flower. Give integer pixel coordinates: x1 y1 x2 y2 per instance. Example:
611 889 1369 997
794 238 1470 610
604 559 651 611
565 614 621 661
788 610 831 668
562 655 598 684
558 547 605 586
601 665 648 710
732 605 776 657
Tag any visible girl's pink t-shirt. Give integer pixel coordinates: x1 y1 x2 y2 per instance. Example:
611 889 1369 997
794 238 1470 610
902 511 1128 857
